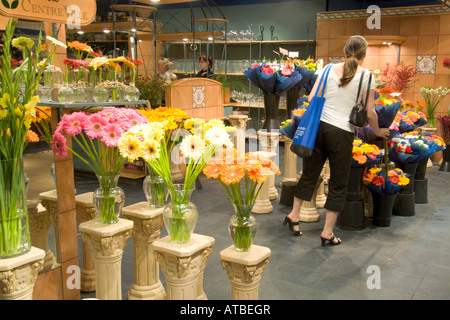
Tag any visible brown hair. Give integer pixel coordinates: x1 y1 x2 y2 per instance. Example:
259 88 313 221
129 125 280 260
199 55 213 68
339 35 368 88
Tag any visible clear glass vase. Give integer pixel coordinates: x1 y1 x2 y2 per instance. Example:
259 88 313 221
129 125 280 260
57 83 75 103
93 173 125 224
126 84 140 101
36 85 53 103
109 83 126 102
143 166 167 208
0 158 31 258
228 203 258 252
73 85 89 103
162 184 198 244
93 85 110 102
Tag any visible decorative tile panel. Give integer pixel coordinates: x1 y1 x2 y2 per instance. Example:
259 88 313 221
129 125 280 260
416 55 437 74
192 86 206 108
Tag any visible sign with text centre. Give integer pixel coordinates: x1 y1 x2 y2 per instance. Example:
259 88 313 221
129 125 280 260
0 0 96 26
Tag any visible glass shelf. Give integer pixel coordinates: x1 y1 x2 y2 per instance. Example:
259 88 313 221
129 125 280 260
37 100 149 109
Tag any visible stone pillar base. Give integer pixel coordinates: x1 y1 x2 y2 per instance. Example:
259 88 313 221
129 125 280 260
0 247 45 300
79 218 133 300
252 181 273 214
153 234 214 300
75 192 98 293
122 202 166 300
220 245 271 300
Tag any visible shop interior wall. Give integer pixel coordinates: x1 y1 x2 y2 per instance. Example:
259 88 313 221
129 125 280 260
315 10 450 118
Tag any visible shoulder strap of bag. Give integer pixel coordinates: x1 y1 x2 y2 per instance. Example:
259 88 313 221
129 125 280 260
316 63 333 98
362 72 373 108
355 70 365 104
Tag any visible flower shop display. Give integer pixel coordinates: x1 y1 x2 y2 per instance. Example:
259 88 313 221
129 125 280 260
363 167 409 226
135 76 166 107
337 140 383 231
285 58 319 118
118 117 233 244
392 110 428 133
1 19 49 258
438 114 450 172
380 61 416 93
279 96 309 140
52 108 148 224
244 60 303 131
203 149 281 251
420 86 450 127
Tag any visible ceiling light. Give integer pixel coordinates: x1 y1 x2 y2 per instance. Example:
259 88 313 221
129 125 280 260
182 38 189 41
208 37 213 41
382 42 387 45
131 28 136 32
77 31 84 35
151 0 160 2
387 42 392 46
104 29 110 33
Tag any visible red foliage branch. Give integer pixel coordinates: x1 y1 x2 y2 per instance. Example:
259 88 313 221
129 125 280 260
381 61 416 93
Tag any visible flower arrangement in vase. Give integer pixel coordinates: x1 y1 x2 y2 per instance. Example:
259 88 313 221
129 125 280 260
52 108 149 224
351 139 383 168
363 167 410 194
118 117 233 244
420 86 450 127
279 96 309 140
0 19 50 258
203 148 281 251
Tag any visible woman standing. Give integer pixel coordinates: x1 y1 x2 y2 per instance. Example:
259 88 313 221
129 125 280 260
283 35 390 246
196 55 214 79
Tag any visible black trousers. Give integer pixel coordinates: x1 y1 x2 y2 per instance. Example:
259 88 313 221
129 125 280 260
294 121 354 213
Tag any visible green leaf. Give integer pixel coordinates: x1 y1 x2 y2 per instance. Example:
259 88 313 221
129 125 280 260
2 0 10 9
11 0 18 9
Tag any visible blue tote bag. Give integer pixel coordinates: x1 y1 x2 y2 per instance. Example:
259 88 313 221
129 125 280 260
291 63 333 158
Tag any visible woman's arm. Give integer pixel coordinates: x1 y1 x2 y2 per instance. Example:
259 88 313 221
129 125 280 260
365 88 390 139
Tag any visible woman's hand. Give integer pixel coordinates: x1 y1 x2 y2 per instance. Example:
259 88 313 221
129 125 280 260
376 127 390 139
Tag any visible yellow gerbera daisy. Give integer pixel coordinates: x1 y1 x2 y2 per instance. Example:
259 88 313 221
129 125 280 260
118 133 142 162
140 139 160 162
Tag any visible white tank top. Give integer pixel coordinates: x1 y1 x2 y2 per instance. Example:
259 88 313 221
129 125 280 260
319 66 375 133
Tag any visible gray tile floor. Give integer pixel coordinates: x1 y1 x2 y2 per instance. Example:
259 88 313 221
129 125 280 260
24 146 450 300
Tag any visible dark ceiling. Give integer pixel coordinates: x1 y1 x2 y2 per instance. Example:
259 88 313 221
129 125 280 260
96 0 443 15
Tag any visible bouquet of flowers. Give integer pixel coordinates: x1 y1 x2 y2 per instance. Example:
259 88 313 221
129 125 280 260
387 131 444 164
279 96 309 139
203 149 280 251
363 167 409 194
291 57 320 91
1 19 49 257
392 110 428 133
355 87 402 142
244 60 303 95
118 117 233 243
352 139 383 168
420 86 450 127
52 108 148 223
138 106 190 131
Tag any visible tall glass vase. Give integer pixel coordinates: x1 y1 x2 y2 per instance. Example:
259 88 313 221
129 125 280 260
0 158 31 258
162 184 198 244
228 203 258 252
143 165 166 208
93 173 125 224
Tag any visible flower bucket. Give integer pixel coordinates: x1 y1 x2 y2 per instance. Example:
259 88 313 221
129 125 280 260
371 192 397 227
0 158 31 259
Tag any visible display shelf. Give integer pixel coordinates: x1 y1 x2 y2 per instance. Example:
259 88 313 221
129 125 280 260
37 100 149 109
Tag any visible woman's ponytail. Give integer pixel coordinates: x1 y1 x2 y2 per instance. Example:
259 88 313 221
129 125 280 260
339 35 368 88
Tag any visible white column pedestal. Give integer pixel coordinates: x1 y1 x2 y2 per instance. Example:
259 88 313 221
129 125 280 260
0 247 45 300
39 190 61 265
122 202 166 300
153 234 214 300
79 218 133 300
75 192 98 292
220 245 271 300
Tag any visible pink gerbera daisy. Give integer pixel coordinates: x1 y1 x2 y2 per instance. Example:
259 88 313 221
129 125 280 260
84 114 108 139
51 132 68 158
123 112 147 130
63 112 87 135
98 108 120 120
101 123 123 147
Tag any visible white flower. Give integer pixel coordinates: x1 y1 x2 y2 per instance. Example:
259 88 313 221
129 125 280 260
46 35 67 48
205 126 232 147
179 135 206 161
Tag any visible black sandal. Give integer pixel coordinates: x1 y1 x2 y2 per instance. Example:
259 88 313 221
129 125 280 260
320 234 342 246
283 216 302 236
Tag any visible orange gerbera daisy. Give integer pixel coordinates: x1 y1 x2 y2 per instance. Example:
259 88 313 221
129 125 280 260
219 165 245 185
26 130 39 142
247 167 268 183
68 41 92 53
203 164 222 179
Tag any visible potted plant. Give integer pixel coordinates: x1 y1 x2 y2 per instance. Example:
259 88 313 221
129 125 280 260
135 76 166 108
420 86 450 127
214 73 247 104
